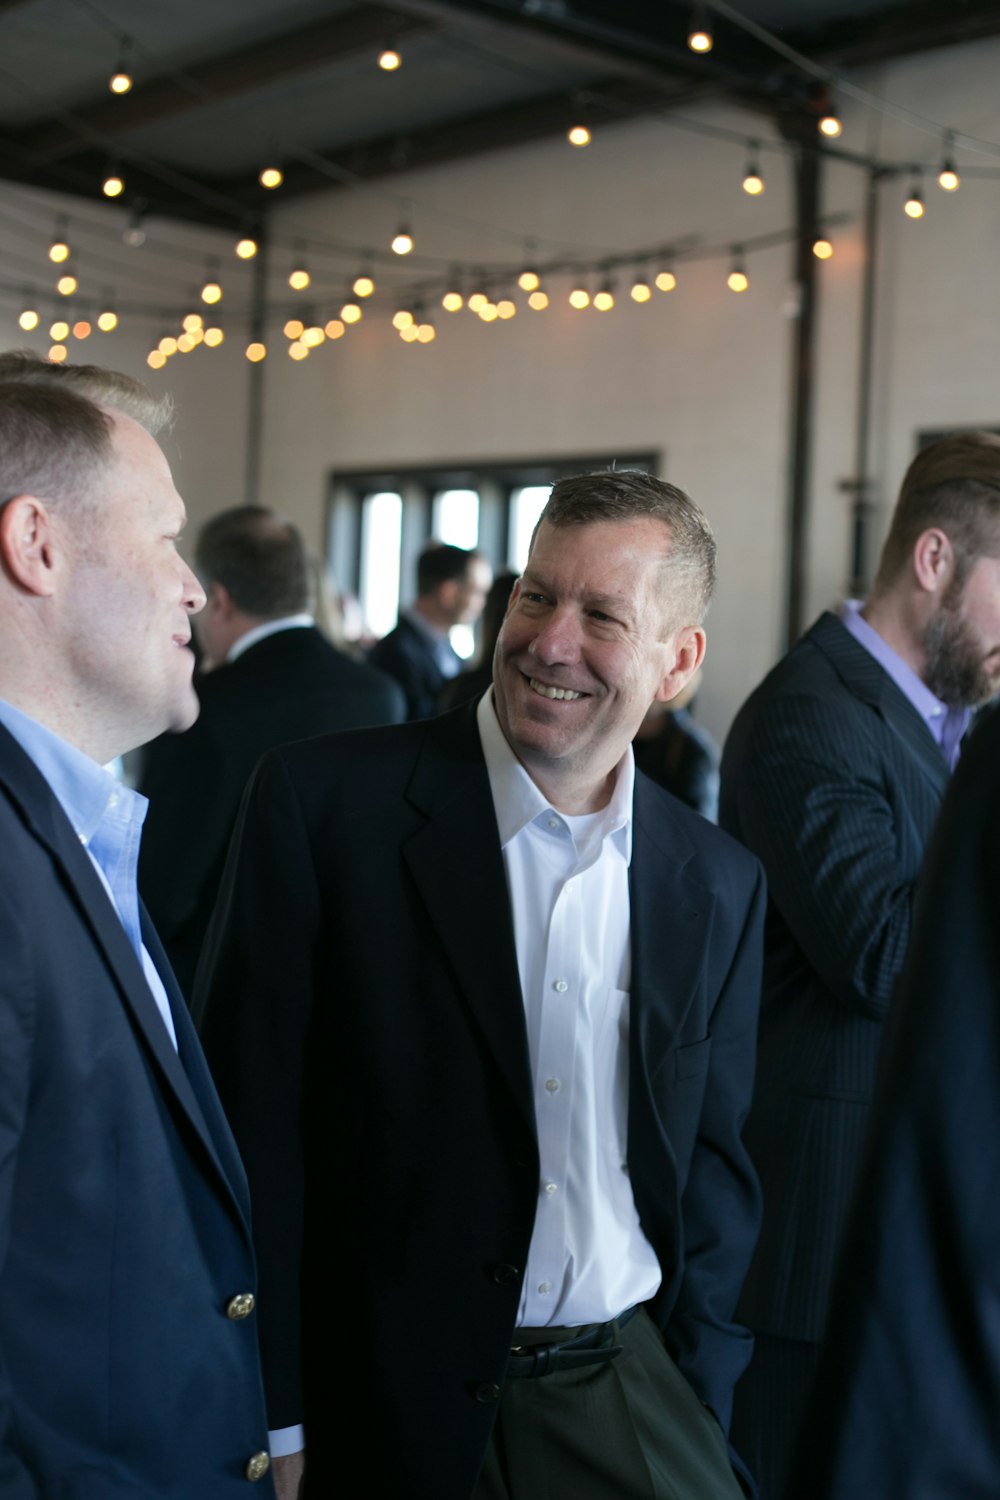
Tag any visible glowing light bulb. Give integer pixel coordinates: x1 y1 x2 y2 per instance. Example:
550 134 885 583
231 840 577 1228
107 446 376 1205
201 280 222 304
742 168 764 196
183 313 203 333
812 238 833 260
528 290 549 310
593 288 615 312
18 307 39 331
147 350 166 370
325 319 345 339
341 302 362 324
288 267 311 291
289 341 309 361
49 320 70 341
259 167 283 189
72 320 91 339
158 336 178 355
97 309 118 331
728 269 749 292
400 324 420 343
177 334 195 353
284 319 304 339
392 310 414 331
655 269 677 292
353 273 375 297
109 70 132 94
904 188 925 219
203 327 224 347
479 303 498 322
518 269 540 292
302 326 326 347
236 238 258 259
442 290 463 312
57 274 78 296
417 324 436 343
49 235 70 264
391 229 413 255
379 46 401 71
568 286 590 309
938 163 960 191
819 114 842 139
246 342 267 362
102 170 124 198
630 279 652 302
567 125 591 147
467 292 488 314
497 299 516 319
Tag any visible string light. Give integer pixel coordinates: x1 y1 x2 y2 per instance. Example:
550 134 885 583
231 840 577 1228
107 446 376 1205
122 205 146 247
400 323 420 342
341 302 362 324
203 326 224 347
56 273 78 296
593 278 615 312
391 223 414 255
301 326 326 347
97 290 118 331
288 248 311 290
904 182 925 218
496 298 516 319
259 166 283 189
812 237 834 259
687 2 713 52
18 302 39 331
147 349 166 370
188 326 205 346
567 125 591 147
392 308 414 331
742 144 764 196
467 284 488 314
177 334 196 353
183 312 204 333
568 283 591 310
727 248 749 292
158 336 178 356
528 288 549 310
325 319 346 340
417 321 436 343
289 341 309 361
72 320 92 340
246 342 267 362
49 320 70 341
378 44 401 71
48 220 70 263
630 270 652 302
442 289 464 312
235 236 258 259
284 318 304 339
102 164 125 198
353 268 376 297
655 264 677 293
109 37 133 95
938 137 960 191
200 260 223 304
818 111 842 139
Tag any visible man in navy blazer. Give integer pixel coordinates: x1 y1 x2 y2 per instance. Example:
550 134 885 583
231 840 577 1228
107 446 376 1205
0 353 274 1495
787 703 1000 1498
721 432 1000 1496
197 470 765 1500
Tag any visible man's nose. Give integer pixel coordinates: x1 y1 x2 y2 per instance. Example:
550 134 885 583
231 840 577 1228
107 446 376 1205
529 606 582 666
182 560 207 614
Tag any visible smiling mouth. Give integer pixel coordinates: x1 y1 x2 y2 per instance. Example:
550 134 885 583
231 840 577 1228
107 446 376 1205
529 677 584 701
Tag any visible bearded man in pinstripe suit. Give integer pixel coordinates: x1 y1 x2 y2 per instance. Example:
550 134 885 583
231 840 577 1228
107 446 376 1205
719 431 1000 1498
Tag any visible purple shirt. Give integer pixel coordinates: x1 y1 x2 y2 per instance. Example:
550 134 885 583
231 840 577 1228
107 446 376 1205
839 601 969 771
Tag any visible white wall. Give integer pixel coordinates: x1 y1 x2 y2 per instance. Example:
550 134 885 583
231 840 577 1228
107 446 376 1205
4 34 1000 739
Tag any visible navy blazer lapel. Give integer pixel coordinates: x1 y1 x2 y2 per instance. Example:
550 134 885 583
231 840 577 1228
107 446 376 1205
0 728 247 1223
401 707 535 1137
629 774 714 1080
808 612 949 799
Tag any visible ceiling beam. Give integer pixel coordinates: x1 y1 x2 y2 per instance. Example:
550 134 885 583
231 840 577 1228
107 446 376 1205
15 5 436 163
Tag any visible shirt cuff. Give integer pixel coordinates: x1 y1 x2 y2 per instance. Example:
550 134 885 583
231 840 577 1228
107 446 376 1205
268 1425 305 1457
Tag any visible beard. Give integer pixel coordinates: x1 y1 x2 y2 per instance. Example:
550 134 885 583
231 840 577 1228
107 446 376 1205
921 584 1000 709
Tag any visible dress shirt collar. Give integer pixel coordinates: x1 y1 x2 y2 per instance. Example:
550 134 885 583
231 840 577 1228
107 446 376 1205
475 689 633 862
839 600 971 765
226 613 314 664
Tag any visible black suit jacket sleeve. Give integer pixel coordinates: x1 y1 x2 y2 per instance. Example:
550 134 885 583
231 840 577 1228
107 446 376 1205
195 753 319 1429
724 691 914 1019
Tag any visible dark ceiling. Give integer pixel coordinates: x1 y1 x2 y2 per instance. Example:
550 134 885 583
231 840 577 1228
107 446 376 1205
1 0 998 234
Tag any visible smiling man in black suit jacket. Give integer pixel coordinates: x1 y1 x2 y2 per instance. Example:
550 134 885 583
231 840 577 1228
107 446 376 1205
139 505 404 995
197 470 766 1500
0 353 274 1495
721 431 1000 1496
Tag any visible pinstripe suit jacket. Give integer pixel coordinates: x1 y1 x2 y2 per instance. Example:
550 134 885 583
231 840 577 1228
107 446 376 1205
719 611 949 1341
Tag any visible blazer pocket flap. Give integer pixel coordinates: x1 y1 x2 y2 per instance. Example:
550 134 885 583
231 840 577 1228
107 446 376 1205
674 1035 711 1081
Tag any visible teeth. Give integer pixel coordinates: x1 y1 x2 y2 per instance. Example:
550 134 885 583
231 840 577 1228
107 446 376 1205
530 678 582 701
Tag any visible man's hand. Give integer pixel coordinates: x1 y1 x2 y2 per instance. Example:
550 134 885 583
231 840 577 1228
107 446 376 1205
272 1450 305 1500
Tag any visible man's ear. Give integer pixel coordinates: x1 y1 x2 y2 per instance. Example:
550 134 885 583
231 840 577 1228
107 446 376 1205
0 495 59 597
912 528 955 597
205 580 234 617
654 625 707 704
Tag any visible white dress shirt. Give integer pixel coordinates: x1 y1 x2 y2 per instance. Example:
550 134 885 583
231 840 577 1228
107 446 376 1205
477 692 662 1328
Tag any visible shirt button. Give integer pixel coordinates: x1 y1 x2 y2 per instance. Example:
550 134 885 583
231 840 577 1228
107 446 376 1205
547 816 560 829
226 1292 256 1320
538 1281 552 1294
245 1452 270 1482
553 980 568 993
544 1078 560 1094
544 1181 558 1195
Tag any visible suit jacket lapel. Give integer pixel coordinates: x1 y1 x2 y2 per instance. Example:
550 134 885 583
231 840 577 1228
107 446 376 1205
629 774 713 1084
808 612 950 799
401 707 535 1137
0 729 248 1224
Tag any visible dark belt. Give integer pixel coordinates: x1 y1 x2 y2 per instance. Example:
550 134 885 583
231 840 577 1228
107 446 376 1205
506 1306 638 1379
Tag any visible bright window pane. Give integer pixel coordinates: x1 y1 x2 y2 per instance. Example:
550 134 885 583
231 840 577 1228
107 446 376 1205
508 485 549 571
360 491 402 639
449 623 476 661
433 488 480 549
